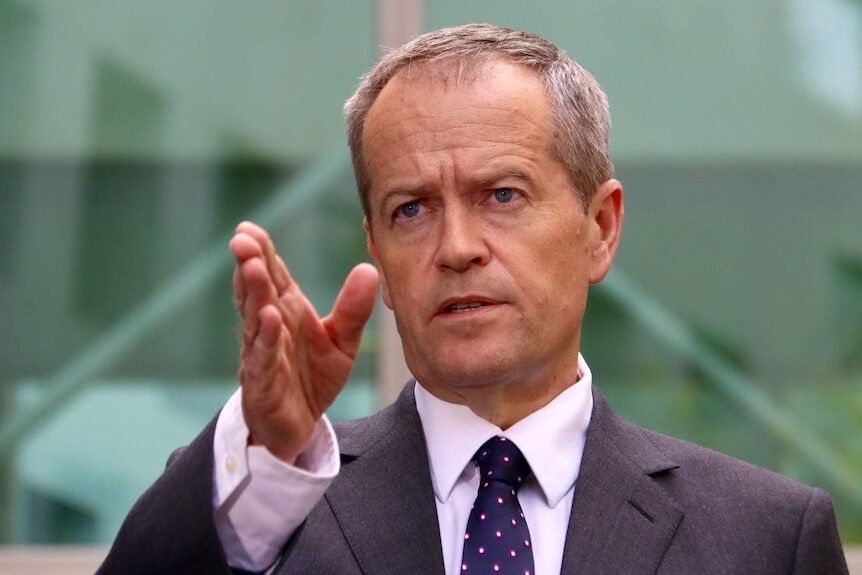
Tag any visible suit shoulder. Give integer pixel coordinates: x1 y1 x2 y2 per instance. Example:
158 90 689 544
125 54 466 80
332 406 395 444
636 424 817 509
628 423 846 570
332 385 417 457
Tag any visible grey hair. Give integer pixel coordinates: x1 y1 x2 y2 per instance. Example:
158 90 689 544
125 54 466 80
344 23 613 218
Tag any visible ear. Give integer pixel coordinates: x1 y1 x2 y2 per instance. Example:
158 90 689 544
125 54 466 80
364 217 393 309
587 179 624 284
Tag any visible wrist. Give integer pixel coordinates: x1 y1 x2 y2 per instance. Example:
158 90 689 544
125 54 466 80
247 431 300 465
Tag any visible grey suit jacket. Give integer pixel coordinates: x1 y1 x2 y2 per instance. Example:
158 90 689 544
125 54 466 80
99 383 848 574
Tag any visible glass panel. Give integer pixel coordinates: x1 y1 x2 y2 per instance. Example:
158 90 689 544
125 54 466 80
0 0 377 543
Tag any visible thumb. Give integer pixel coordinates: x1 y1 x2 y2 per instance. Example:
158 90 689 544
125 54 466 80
324 263 380 357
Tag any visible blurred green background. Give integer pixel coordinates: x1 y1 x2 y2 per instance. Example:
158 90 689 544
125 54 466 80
0 0 860 547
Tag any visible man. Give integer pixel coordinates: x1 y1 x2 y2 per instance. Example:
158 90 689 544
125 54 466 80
99 24 848 574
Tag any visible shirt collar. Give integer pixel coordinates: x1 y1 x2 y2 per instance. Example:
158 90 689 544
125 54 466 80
414 354 594 509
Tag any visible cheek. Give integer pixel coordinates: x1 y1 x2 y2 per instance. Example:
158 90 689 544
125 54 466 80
379 275 393 309
379 259 423 318
531 223 590 303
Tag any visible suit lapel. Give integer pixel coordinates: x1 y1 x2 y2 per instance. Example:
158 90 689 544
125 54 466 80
562 391 684 574
325 383 445 575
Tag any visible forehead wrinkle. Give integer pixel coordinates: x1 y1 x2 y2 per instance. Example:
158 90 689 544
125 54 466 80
406 105 549 138
367 111 544 163
377 139 544 185
381 121 546 161
370 141 536 180
373 109 544 142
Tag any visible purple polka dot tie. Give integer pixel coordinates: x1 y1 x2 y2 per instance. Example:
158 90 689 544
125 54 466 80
460 436 534 575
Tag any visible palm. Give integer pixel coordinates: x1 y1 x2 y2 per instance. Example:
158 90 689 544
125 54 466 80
231 222 379 463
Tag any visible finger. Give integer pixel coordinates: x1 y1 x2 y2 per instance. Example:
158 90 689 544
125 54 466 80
234 266 248 353
258 304 282 348
230 231 263 263
273 254 292 293
230 232 253 308
236 221 291 293
240 257 278 344
323 263 380 357
233 266 246 312
242 304 283 397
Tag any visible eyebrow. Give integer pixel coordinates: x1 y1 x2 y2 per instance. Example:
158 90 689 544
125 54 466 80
467 168 534 188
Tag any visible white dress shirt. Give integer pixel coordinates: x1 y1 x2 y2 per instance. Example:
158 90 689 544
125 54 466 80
415 355 593 575
213 355 594 574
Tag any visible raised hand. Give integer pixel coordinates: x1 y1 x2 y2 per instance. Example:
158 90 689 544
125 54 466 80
229 221 379 463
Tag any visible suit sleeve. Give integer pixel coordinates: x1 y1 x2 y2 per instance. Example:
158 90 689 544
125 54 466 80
791 487 849 575
96 416 233 575
213 389 339 571
97 390 340 575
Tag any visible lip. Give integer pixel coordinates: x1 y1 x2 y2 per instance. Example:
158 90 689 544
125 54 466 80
435 295 504 317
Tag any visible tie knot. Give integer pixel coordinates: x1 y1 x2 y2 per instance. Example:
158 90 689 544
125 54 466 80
474 436 531 490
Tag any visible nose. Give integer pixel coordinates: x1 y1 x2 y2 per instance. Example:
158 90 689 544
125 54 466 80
433 206 490 272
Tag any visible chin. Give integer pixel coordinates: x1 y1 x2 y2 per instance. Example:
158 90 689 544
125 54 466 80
412 345 519 390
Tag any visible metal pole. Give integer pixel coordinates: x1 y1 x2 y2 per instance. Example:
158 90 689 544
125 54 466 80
374 0 424 407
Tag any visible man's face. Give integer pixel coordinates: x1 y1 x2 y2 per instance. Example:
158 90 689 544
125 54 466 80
363 60 621 404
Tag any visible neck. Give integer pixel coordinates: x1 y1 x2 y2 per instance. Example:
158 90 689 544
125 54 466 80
421 356 583 429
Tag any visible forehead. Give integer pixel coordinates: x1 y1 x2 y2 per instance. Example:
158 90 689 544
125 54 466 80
366 58 551 136
362 59 555 186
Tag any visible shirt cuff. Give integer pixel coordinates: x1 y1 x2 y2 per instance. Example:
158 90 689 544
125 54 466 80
212 388 340 571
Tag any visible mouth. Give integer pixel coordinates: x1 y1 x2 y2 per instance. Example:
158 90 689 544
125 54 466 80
436 296 503 316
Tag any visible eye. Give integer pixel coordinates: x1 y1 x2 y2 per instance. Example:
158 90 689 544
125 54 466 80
394 200 423 219
486 187 523 206
492 188 516 203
